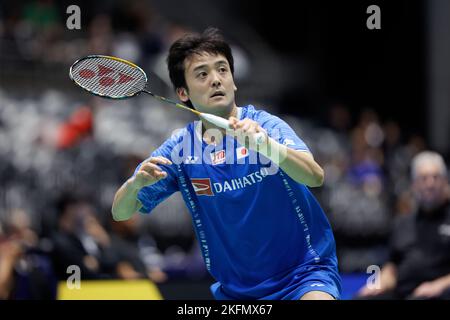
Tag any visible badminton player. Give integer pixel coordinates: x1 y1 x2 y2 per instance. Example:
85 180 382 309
112 27 341 300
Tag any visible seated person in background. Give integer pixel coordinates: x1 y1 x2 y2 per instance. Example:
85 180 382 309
51 194 117 280
52 194 143 281
109 215 167 282
357 151 450 299
0 209 55 299
0 222 23 299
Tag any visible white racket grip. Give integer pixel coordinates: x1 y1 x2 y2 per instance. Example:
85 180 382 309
253 132 266 145
199 113 229 129
199 113 266 145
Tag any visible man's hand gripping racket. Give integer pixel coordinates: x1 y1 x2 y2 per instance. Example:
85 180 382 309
69 55 266 145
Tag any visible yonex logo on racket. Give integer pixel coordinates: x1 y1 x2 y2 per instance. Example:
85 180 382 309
78 64 135 87
70 55 147 98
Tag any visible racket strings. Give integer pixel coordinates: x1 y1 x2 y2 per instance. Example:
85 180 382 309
71 57 146 98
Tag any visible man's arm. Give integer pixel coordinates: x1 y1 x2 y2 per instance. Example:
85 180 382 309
259 137 324 187
112 179 144 221
229 117 324 187
112 156 172 221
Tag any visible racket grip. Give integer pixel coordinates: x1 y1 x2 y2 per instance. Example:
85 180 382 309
200 113 229 129
199 113 266 145
253 132 266 145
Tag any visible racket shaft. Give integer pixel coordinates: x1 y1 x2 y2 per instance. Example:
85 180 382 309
142 90 201 115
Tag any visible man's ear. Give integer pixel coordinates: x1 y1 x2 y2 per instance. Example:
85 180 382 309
176 87 189 102
234 84 237 92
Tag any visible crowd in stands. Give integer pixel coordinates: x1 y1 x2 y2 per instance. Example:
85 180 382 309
1 0 448 300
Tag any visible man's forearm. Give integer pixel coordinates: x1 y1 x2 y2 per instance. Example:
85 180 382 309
258 137 324 187
111 178 142 221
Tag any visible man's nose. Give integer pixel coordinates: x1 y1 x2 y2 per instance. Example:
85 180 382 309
211 72 221 87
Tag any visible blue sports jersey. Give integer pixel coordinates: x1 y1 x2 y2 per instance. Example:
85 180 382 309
134 105 341 299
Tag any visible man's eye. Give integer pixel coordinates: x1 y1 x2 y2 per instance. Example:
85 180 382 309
219 67 227 73
197 72 207 78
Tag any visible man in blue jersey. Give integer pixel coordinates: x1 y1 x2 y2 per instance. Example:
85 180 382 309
112 27 341 300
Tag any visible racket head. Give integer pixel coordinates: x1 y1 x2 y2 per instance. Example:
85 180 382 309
69 55 147 99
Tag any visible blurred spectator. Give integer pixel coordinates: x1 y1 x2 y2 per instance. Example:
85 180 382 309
110 214 168 283
324 110 391 272
357 151 450 299
50 194 119 280
87 14 113 55
50 193 161 282
0 223 23 299
0 208 56 299
19 0 63 63
0 243 22 299
22 0 59 30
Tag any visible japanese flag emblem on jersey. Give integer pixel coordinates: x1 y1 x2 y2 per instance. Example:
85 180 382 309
236 146 249 160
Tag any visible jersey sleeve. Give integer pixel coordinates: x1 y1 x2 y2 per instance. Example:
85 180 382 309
255 110 311 152
133 132 183 214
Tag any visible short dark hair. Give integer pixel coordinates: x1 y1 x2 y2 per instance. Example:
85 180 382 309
166 27 234 93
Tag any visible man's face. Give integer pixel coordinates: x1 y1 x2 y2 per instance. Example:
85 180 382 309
178 52 237 116
413 162 448 210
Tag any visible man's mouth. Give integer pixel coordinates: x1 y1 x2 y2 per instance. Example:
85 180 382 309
210 91 225 98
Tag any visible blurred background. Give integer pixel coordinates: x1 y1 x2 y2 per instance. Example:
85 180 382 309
0 0 449 299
